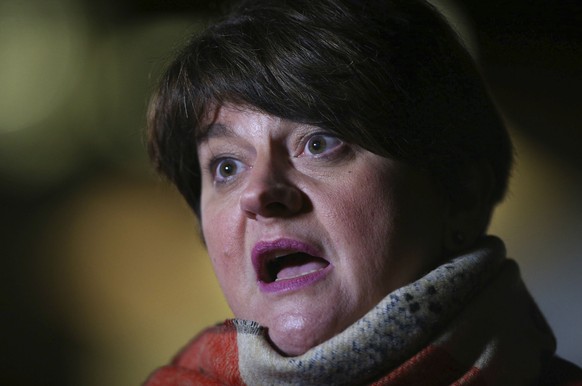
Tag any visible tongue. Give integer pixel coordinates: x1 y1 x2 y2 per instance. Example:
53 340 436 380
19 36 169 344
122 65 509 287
275 254 328 281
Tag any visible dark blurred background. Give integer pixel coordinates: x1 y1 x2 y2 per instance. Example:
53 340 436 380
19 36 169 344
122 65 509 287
0 0 580 384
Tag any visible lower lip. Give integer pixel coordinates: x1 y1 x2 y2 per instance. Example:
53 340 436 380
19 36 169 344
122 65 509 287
258 264 332 294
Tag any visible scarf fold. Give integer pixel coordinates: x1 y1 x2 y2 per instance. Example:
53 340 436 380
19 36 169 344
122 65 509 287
144 236 560 385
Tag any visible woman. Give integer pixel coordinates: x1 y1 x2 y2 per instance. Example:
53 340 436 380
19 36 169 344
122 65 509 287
144 0 582 384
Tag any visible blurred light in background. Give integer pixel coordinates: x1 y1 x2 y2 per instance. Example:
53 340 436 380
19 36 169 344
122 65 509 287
0 0 85 133
37 173 230 386
428 0 479 59
0 0 88 186
490 129 582 366
1 1 228 384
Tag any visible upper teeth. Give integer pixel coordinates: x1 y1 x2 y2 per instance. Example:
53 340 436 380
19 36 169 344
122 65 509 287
273 252 293 259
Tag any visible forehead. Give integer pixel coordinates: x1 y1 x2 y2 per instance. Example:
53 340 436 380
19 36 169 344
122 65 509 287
196 103 305 145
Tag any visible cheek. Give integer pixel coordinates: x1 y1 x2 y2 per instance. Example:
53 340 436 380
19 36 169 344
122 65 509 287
338 194 391 244
327 165 445 287
201 214 249 317
201 209 221 259
200 202 242 286
344 188 397 266
201 191 241 247
324 172 397 264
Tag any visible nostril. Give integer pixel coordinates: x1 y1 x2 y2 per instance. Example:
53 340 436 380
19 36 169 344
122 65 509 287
240 182 305 219
264 202 291 217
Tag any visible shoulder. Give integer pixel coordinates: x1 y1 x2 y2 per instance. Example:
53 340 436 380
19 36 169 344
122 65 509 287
172 320 238 366
143 320 244 386
539 356 582 386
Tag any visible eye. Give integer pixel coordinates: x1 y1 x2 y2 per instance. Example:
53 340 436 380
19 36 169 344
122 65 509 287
304 134 343 156
213 158 246 183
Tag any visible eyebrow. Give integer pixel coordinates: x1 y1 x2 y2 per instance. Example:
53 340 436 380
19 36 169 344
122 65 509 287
196 123 235 144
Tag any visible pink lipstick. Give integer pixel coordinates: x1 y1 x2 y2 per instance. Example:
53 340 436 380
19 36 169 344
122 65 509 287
252 238 331 293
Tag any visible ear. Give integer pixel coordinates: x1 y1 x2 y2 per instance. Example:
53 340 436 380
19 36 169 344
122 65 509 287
443 161 496 253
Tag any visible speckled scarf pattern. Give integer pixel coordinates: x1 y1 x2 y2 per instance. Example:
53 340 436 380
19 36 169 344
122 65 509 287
144 237 557 385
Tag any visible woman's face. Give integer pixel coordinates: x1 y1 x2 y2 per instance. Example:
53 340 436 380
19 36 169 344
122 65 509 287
198 104 448 356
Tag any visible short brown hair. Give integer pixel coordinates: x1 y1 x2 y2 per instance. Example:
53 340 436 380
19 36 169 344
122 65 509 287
147 0 513 217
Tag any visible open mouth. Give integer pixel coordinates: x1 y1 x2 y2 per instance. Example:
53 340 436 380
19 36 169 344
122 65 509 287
262 252 330 283
252 239 331 292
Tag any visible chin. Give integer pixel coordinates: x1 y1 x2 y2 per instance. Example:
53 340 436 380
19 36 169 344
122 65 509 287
268 329 323 357
264 312 343 357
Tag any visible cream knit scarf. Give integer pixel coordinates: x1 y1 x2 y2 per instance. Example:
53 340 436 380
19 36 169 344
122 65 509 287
145 236 557 385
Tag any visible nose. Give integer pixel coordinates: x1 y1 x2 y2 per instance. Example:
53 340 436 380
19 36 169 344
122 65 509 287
239 158 304 219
